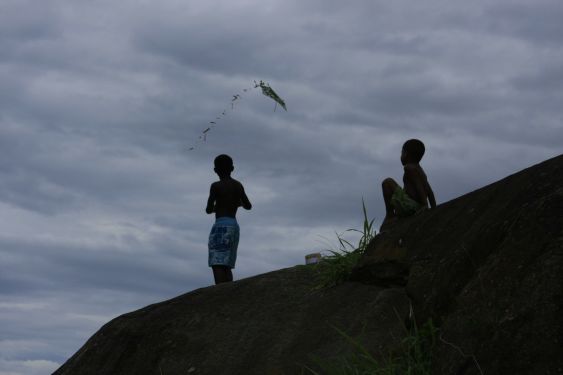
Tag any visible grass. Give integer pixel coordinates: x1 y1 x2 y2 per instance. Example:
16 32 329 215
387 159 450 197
314 199 377 288
307 201 437 374
303 318 438 375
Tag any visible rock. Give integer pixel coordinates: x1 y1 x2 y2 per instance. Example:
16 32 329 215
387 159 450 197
351 154 563 374
350 232 410 286
55 154 563 374
54 266 411 375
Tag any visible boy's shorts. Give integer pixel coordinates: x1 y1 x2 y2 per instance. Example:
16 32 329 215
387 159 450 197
208 217 240 269
391 187 422 217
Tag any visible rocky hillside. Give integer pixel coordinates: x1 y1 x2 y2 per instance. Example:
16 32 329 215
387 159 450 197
55 155 563 375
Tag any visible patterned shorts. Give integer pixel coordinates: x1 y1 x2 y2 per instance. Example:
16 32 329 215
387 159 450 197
208 217 240 268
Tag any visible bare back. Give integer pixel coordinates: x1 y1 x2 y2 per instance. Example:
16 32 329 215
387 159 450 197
206 177 252 219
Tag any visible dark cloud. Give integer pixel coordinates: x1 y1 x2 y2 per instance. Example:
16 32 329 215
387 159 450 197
0 1 62 42
511 64 563 93
487 1 563 45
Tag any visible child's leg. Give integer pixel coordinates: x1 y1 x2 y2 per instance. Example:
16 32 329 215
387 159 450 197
211 266 222 284
381 178 399 230
212 266 229 284
226 267 233 282
382 178 399 216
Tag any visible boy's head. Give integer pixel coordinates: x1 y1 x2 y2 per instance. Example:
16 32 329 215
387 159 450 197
401 139 425 164
214 154 234 176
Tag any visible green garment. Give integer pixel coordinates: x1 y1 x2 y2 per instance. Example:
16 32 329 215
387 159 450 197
391 187 423 217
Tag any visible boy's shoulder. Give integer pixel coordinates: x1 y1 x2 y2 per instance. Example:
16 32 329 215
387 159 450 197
231 178 245 189
212 178 244 188
403 163 427 177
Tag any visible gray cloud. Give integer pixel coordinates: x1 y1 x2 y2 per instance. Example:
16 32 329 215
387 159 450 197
487 1 563 45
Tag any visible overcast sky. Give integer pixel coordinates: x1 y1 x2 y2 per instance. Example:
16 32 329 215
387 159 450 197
1 0 562 374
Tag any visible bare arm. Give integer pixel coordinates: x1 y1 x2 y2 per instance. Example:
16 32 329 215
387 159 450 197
205 184 216 214
404 166 429 207
240 185 252 210
426 181 436 209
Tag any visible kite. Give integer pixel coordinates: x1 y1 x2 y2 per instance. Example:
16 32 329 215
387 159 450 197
255 80 287 111
187 80 287 151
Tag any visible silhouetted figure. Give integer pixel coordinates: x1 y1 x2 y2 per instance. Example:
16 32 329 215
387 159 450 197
206 154 252 284
380 139 436 232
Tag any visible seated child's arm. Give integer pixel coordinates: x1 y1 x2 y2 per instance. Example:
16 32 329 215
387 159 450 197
404 165 430 207
205 184 216 214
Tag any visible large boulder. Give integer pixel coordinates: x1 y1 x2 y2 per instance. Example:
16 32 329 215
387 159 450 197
54 266 411 375
55 154 563 374
352 154 563 374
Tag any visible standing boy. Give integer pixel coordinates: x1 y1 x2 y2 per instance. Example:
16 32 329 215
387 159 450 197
380 139 436 231
206 154 252 284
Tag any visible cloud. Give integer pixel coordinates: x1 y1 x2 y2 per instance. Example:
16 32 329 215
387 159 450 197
487 1 563 45
0 359 59 375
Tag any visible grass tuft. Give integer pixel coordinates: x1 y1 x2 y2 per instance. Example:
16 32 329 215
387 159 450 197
314 199 376 288
303 319 437 375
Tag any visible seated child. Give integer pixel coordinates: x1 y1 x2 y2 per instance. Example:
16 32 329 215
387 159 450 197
380 139 436 231
205 154 252 285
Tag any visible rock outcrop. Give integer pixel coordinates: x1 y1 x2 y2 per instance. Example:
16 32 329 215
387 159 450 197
55 155 563 375
353 154 563 374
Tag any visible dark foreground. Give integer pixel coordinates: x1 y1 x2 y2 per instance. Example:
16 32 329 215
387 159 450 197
56 155 563 375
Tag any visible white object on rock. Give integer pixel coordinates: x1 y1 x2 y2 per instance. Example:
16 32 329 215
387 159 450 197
305 253 322 265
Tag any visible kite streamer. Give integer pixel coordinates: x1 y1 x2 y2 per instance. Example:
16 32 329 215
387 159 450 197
187 80 287 151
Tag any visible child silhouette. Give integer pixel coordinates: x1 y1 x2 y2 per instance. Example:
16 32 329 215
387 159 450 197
381 139 436 231
206 154 252 284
